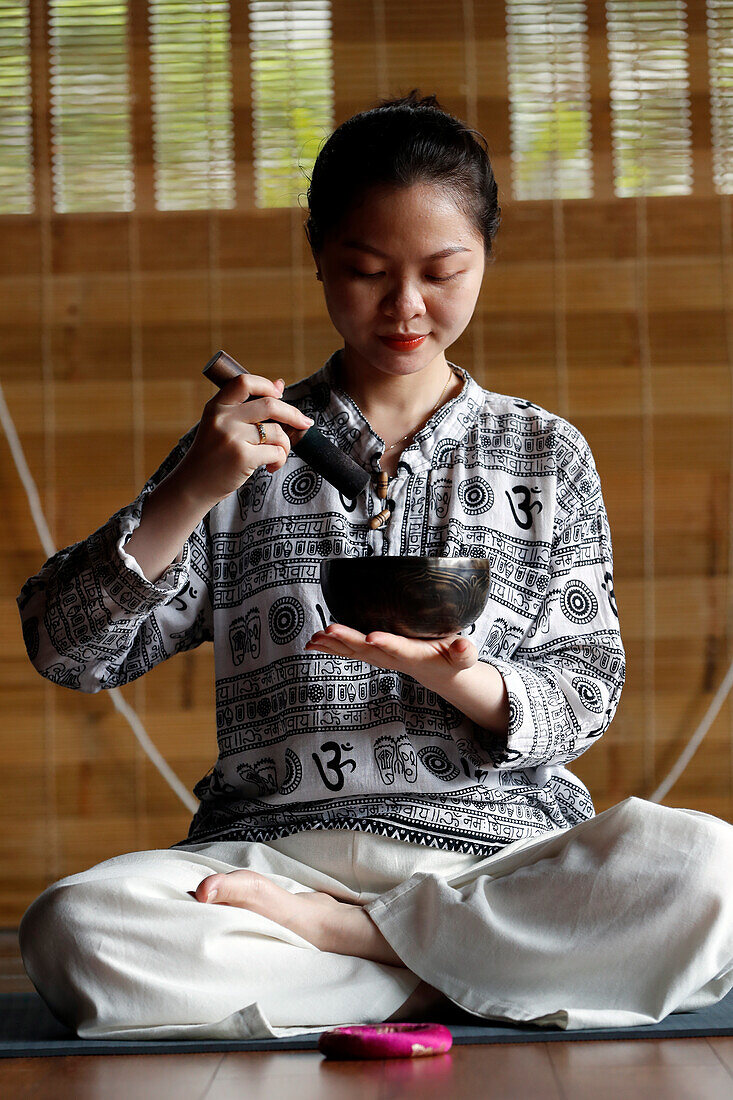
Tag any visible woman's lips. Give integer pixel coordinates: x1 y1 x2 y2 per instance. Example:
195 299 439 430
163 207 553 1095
378 334 428 351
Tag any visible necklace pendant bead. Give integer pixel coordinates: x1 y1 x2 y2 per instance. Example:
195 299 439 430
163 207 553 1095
369 508 391 530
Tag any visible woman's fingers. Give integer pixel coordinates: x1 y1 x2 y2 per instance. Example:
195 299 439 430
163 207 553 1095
304 625 479 680
305 626 414 670
243 394 313 432
211 372 281 407
209 374 313 430
306 627 364 655
306 629 357 653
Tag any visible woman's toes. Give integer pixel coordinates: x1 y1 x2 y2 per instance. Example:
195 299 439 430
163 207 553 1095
196 869 272 909
188 871 397 962
195 874 224 903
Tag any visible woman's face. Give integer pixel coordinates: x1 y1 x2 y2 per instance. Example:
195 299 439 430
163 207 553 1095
314 182 486 377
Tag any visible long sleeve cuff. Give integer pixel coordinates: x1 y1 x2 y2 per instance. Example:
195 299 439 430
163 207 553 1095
83 495 192 617
476 655 569 768
475 639 623 772
116 505 188 593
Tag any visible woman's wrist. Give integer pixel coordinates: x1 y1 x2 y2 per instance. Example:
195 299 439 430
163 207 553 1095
124 464 213 585
420 659 511 742
170 456 221 515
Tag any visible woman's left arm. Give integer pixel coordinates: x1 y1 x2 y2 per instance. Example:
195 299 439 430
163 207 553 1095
305 427 624 771
460 425 625 769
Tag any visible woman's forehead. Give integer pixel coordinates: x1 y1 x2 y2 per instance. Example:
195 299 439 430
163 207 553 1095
330 185 481 250
343 181 465 220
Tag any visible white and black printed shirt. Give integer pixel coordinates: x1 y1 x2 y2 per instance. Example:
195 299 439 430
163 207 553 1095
17 350 625 856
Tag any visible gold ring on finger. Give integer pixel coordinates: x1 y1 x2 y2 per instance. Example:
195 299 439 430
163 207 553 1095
255 422 267 444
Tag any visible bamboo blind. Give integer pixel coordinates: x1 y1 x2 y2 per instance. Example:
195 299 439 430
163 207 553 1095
0 0 732 924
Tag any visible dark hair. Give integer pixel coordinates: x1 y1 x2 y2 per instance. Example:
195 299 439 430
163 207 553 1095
304 89 501 261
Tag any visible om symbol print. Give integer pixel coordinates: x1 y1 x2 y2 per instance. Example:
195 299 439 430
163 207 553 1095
313 741 356 791
506 485 543 530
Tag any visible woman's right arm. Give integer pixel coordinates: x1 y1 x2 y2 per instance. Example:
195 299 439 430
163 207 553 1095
123 370 312 584
16 372 312 694
16 423 215 694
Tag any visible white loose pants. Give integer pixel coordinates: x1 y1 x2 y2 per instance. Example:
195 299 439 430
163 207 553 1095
18 796 733 1040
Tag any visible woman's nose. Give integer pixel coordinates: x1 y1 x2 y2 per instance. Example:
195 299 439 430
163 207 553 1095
381 284 427 316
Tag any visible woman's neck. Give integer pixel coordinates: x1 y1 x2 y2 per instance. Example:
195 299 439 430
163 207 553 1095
335 346 459 427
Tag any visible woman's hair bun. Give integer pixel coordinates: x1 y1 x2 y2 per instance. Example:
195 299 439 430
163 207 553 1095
304 89 501 260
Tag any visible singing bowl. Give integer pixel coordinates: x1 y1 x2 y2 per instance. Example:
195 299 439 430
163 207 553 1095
319 556 491 640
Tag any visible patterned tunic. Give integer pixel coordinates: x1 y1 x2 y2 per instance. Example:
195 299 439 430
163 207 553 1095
17 350 625 855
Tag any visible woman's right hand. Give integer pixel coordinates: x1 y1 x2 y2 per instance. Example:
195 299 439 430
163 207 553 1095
177 374 314 508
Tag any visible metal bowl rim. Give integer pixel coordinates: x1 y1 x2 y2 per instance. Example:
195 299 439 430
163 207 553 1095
320 556 490 564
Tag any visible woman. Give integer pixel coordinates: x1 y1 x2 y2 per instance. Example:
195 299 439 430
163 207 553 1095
16 92 733 1040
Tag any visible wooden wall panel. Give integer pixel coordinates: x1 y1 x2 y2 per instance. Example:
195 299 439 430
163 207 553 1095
0 0 731 924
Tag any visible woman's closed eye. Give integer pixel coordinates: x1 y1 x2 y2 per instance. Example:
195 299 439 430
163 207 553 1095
350 268 462 283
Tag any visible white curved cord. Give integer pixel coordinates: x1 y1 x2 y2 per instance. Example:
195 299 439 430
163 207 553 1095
2 376 731 811
647 653 733 804
0 379 198 815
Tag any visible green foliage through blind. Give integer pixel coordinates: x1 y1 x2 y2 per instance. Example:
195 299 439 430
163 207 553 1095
3 2 733 213
606 0 693 197
49 0 134 213
249 0 334 209
505 0 593 200
149 0 235 210
0 1 33 214
707 0 733 194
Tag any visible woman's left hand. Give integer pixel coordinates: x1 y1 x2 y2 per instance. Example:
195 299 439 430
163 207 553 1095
304 623 478 683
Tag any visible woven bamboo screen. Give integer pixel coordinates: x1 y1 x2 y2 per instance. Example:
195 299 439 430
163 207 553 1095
1 0 731 923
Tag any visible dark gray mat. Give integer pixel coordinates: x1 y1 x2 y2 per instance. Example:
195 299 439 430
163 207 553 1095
2 988 732 1057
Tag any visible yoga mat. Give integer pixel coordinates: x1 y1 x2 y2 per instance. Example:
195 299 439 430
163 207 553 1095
2 989 732 1057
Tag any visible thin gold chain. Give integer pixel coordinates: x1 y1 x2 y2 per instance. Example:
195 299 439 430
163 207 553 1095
383 365 456 453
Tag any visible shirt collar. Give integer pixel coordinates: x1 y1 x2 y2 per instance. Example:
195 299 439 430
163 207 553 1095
297 348 485 476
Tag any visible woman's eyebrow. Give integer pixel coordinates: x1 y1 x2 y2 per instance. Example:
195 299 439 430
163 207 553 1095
341 240 471 260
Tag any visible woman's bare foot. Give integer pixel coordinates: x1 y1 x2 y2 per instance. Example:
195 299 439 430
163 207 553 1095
191 870 404 968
